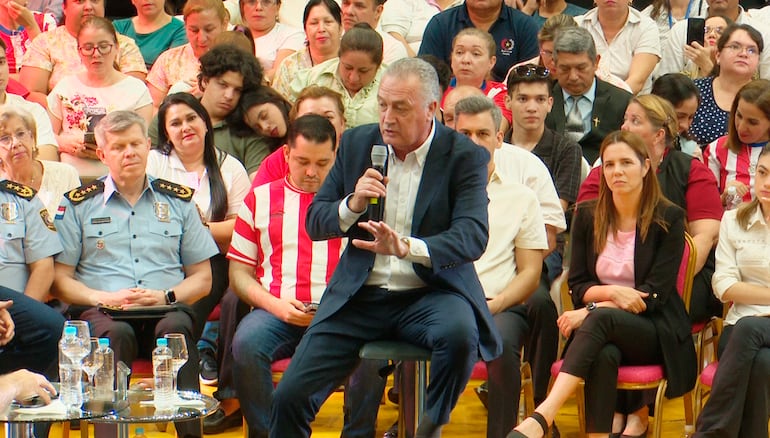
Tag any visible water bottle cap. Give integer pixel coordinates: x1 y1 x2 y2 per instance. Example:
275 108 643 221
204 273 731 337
98 338 109 347
136 427 144 434
156 338 168 347
64 326 77 336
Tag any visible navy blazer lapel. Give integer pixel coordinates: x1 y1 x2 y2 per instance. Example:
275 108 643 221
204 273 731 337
411 125 451 232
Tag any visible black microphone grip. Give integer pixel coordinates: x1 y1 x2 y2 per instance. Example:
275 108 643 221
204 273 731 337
369 164 385 222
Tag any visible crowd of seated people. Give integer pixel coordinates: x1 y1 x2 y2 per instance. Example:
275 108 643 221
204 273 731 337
7 0 770 436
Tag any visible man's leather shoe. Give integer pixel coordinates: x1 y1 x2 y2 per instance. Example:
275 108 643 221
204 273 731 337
202 407 242 434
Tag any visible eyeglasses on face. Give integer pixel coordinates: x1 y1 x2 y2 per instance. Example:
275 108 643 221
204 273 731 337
723 42 759 56
78 42 114 57
0 130 32 148
512 65 550 78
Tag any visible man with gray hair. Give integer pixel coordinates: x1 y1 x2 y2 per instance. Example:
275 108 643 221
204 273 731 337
52 110 218 438
454 95 549 438
270 57 501 437
544 26 632 163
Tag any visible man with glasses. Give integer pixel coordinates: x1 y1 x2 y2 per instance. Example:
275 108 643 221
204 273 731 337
544 27 631 164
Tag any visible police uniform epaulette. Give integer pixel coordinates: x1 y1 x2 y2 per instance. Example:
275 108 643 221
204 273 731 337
151 179 194 201
0 179 36 200
65 180 104 204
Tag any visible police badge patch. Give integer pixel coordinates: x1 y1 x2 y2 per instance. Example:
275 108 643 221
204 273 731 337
39 209 56 231
154 202 170 222
1 202 18 223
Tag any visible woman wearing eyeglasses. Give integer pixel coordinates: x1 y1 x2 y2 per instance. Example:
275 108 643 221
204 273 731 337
0 106 80 217
680 14 733 79
443 27 512 130
688 23 763 146
47 17 152 181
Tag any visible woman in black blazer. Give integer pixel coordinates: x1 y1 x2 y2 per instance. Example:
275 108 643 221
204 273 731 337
510 131 697 438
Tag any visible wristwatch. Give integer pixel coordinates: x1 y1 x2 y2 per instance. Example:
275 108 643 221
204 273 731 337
164 289 177 305
586 301 597 312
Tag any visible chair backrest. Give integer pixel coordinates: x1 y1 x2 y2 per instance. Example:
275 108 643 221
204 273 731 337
677 232 698 313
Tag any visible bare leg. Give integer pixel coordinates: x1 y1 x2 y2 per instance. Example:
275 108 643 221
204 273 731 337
512 372 583 437
622 406 649 436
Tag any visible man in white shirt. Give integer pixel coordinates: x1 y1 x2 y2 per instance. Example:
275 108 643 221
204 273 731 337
340 0 408 65
455 95 549 438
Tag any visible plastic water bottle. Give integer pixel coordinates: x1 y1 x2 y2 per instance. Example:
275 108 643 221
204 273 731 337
59 326 87 409
725 186 742 210
152 338 174 410
94 338 114 401
133 427 147 438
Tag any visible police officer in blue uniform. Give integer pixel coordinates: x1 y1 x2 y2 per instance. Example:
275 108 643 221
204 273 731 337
52 111 218 438
0 179 64 379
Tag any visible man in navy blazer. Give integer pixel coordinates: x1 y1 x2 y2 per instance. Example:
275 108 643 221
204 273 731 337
269 58 502 438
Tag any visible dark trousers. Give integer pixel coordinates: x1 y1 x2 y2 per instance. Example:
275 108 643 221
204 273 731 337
524 275 559 404
81 307 202 438
695 317 770 438
191 254 229 339
561 308 662 433
232 308 386 438
487 304 528 438
0 286 64 379
269 287 480 438
214 289 250 400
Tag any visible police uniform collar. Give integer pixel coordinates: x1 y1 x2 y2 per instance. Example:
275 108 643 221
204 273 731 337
102 176 150 205
0 179 36 200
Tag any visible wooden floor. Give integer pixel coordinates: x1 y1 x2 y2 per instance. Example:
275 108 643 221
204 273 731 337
36 379 694 437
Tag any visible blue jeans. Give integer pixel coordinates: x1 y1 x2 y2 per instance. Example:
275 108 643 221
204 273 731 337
232 309 386 438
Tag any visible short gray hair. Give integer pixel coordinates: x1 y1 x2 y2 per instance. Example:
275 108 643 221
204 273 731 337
552 27 597 63
454 95 502 132
382 57 441 108
94 111 148 148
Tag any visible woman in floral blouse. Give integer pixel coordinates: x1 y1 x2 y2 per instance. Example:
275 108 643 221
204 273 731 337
47 17 152 181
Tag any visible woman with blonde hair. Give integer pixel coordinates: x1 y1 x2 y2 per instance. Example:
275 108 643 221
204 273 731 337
146 0 229 107
510 130 696 438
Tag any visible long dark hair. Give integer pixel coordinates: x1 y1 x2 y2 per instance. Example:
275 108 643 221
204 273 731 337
229 86 291 151
737 143 770 228
157 93 228 222
724 79 770 154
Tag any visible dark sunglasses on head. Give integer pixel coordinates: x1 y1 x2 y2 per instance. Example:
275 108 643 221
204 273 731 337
512 65 550 78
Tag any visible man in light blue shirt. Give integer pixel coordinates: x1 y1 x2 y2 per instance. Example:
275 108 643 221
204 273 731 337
53 111 218 438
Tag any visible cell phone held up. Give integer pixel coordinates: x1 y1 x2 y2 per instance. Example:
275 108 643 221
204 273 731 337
687 18 706 46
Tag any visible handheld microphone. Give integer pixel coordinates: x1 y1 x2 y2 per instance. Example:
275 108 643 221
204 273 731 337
369 144 388 222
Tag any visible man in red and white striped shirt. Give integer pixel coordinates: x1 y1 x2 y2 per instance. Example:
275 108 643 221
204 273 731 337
227 115 382 438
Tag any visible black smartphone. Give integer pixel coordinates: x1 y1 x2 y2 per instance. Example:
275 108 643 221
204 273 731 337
687 18 706 46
